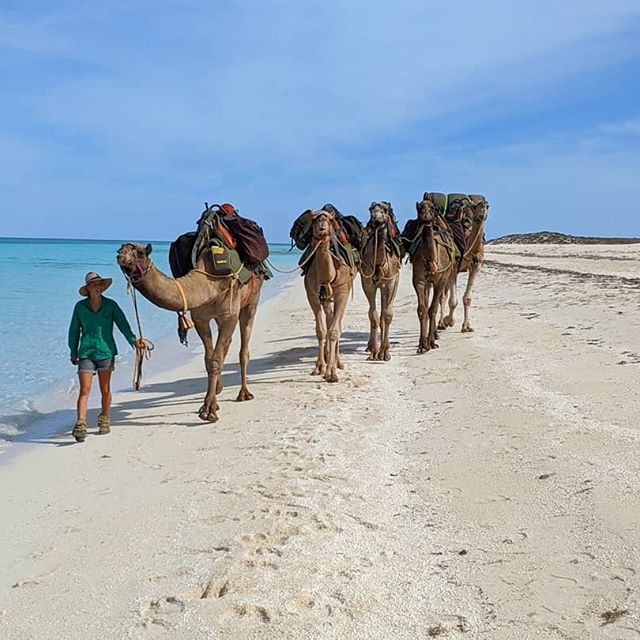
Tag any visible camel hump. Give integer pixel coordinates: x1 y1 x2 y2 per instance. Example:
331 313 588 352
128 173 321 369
338 215 365 250
290 210 316 250
169 232 198 278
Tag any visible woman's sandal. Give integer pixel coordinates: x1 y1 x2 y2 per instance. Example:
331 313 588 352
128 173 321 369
72 420 87 443
97 414 111 435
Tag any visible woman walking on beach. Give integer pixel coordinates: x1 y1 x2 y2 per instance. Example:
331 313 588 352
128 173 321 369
68 272 141 442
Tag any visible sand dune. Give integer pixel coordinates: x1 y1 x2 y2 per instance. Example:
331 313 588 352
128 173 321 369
0 244 639 639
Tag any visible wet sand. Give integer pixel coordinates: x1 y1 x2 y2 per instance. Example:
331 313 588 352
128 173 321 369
1 243 639 639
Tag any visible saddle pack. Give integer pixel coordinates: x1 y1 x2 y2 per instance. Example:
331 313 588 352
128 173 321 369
401 215 457 263
290 207 365 252
169 204 272 283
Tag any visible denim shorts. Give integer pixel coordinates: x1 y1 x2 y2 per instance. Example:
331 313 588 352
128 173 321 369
78 357 115 375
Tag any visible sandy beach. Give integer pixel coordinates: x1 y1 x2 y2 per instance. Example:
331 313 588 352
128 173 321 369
1 243 639 639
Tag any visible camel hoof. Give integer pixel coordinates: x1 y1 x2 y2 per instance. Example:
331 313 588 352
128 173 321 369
445 318 455 328
461 326 474 333
367 353 376 361
236 389 254 402
437 322 447 331
198 405 219 423
337 360 344 370
383 351 391 362
324 372 339 383
311 366 324 376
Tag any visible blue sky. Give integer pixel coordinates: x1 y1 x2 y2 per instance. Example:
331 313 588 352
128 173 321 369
1 1 639 241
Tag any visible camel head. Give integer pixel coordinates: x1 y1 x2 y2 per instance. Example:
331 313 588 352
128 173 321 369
311 210 334 240
416 198 436 224
469 196 489 224
369 201 390 227
446 201 465 222
117 242 153 283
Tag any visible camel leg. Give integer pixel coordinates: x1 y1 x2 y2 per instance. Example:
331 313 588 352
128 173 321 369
236 303 257 402
413 274 430 354
324 290 349 383
322 300 334 367
336 280 354 369
378 277 398 361
428 283 443 349
462 267 480 333
197 316 237 422
437 288 448 331
362 279 379 360
309 296 327 376
443 273 458 328
193 317 224 395
193 319 218 409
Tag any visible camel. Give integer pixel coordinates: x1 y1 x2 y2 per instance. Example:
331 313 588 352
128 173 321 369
438 195 489 332
302 210 356 382
359 202 402 361
404 198 456 354
117 242 264 422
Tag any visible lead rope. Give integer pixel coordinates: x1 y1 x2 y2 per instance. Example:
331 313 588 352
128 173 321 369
126 279 154 390
265 240 322 274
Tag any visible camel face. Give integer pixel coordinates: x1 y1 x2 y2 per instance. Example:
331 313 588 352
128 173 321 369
117 242 153 278
416 200 436 224
472 201 489 223
312 212 333 239
446 202 464 222
369 202 388 226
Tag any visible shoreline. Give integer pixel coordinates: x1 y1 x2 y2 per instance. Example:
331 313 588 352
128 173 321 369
0 270 299 463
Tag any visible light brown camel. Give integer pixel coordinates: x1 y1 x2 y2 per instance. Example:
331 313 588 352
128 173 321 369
438 195 489 332
360 202 402 361
303 210 356 382
117 242 264 422
407 198 456 353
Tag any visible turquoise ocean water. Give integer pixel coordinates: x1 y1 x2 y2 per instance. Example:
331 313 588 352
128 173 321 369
0 238 300 452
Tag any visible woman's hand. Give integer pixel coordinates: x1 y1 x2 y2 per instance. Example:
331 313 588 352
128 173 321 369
70 356 78 365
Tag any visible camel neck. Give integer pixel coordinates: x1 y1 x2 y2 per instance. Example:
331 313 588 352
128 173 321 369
420 224 437 263
313 237 336 283
135 263 220 312
467 218 486 255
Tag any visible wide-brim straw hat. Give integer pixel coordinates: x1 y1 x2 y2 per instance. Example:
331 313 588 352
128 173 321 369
79 271 113 296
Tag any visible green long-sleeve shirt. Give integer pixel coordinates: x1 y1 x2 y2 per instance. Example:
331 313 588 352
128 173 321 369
68 297 137 360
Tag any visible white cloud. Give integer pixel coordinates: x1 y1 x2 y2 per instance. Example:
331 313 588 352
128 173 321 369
599 117 640 135
1 1 640 239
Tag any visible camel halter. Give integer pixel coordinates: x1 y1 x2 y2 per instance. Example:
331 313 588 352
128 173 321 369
360 224 397 282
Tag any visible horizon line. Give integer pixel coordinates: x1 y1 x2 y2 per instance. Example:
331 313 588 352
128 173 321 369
0 235 293 245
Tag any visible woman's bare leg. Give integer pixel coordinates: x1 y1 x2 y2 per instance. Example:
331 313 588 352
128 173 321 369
97 370 112 417
77 372 93 422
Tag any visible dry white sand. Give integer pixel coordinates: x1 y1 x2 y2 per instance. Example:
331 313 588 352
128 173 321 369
1 243 639 639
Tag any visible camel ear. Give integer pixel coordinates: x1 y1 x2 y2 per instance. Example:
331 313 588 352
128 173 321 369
423 192 428 200
145 243 153 256
416 202 420 211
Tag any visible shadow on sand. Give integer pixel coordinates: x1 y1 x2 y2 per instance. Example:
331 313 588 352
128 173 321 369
1 330 394 448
